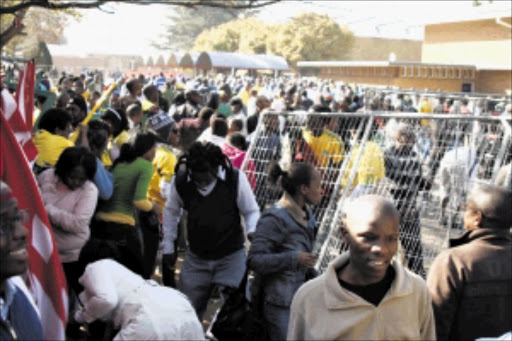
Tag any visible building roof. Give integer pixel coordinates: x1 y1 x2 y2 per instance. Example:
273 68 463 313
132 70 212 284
297 60 477 68
196 51 289 71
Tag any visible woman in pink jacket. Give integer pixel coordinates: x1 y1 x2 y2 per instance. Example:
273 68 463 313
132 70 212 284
38 146 98 295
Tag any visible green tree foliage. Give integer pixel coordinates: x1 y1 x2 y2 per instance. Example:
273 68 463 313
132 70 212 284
33 41 53 70
155 55 165 65
1 6 80 56
153 3 255 51
146 56 155 66
193 13 355 67
194 18 270 53
267 13 355 67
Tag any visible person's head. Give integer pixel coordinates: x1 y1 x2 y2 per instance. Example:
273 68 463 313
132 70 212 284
66 94 88 128
228 119 244 134
185 89 201 105
256 96 271 111
307 105 331 137
126 103 143 126
227 132 247 151
101 107 129 137
395 123 416 150
383 97 393 110
87 119 111 157
56 91 71 109
267 162 323 206
176 141 233 190
143 85 159 104
211 117 228 138
230 97 243 114
341 195 400 283
463 183 512 230
60 77 72 91
206 92 220 111
461 98 469 106
55 145 96 190
0 181 29 284
38 108 74 138
198 107 215 124
126 78 142 97
73 80 84 94
172 92 186 107
89 91 101 109
114 132 158 167
146 112 180 146
109 90 121 107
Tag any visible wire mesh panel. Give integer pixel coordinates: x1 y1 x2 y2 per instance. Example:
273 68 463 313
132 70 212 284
314 113 511 277
242 111 364 226
242 110 511 278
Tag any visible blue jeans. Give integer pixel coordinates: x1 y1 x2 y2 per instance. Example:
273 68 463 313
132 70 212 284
180 248 246 320
263 302 290 341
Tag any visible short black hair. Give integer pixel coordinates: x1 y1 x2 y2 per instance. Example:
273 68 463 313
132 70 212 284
211 117 228 137
229 119 244 132
55 146 97 182
227 132 247 151
38 108 73 134
87 119 111 151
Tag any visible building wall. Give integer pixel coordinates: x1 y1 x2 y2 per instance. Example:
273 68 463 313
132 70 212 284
476 70 512 94
349 37 422 62
422 18 512 68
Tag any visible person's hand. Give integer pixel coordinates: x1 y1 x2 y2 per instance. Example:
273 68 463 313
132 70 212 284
297 252 317 268
152 203 163 219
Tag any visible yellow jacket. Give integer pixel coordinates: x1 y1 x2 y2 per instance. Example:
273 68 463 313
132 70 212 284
33 129 74 167
147 145 178 210
341 141 385 188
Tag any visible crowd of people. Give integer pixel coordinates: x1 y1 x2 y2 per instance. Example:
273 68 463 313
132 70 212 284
1 66 511 341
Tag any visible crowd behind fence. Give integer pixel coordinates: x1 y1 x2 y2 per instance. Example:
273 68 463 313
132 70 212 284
242 111 511 276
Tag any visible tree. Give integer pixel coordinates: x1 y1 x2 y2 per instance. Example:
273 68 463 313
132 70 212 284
192 13 355 67
0 0 279 49
153 4 256 52
267 13 355 67
146 56 155 66
34 41 52 71
1 6 79 57
193 18 270 53
155 55 165 66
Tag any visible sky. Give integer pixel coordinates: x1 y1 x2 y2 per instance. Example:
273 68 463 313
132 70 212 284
60 0 511 58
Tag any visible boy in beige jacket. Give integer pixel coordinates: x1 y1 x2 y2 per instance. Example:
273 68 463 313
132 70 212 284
288 195 435 340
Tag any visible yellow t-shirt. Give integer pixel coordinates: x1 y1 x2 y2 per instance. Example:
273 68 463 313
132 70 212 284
147 145 178 210
239 90 250 106
33 130 74 167
302 128 344 168
418 100 432 127
341 141 385 188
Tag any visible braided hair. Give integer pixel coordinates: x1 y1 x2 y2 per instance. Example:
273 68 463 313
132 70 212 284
175 141 234 184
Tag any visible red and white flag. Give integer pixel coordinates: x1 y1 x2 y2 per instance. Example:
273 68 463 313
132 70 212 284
1 60 37 164
1 111 68 339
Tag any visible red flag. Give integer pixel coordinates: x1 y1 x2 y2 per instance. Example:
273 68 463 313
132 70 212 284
0 112 68 340
1 61 38 164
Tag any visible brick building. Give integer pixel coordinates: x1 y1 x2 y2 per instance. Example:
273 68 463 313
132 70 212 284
298 14 512 94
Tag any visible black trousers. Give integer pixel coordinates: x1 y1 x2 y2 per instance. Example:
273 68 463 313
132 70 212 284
138 210 161 279
90 219 144 276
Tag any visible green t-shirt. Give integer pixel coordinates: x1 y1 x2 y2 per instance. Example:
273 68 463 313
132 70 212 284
99 157 153 219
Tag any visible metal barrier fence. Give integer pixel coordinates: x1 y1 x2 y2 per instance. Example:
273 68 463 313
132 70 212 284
242 111 511 277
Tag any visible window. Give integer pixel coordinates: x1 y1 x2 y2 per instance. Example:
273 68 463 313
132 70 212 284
401 66 407 77
455 68 461 79
416 66 422 77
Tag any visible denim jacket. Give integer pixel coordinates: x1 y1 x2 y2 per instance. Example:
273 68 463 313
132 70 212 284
247 193 318 307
